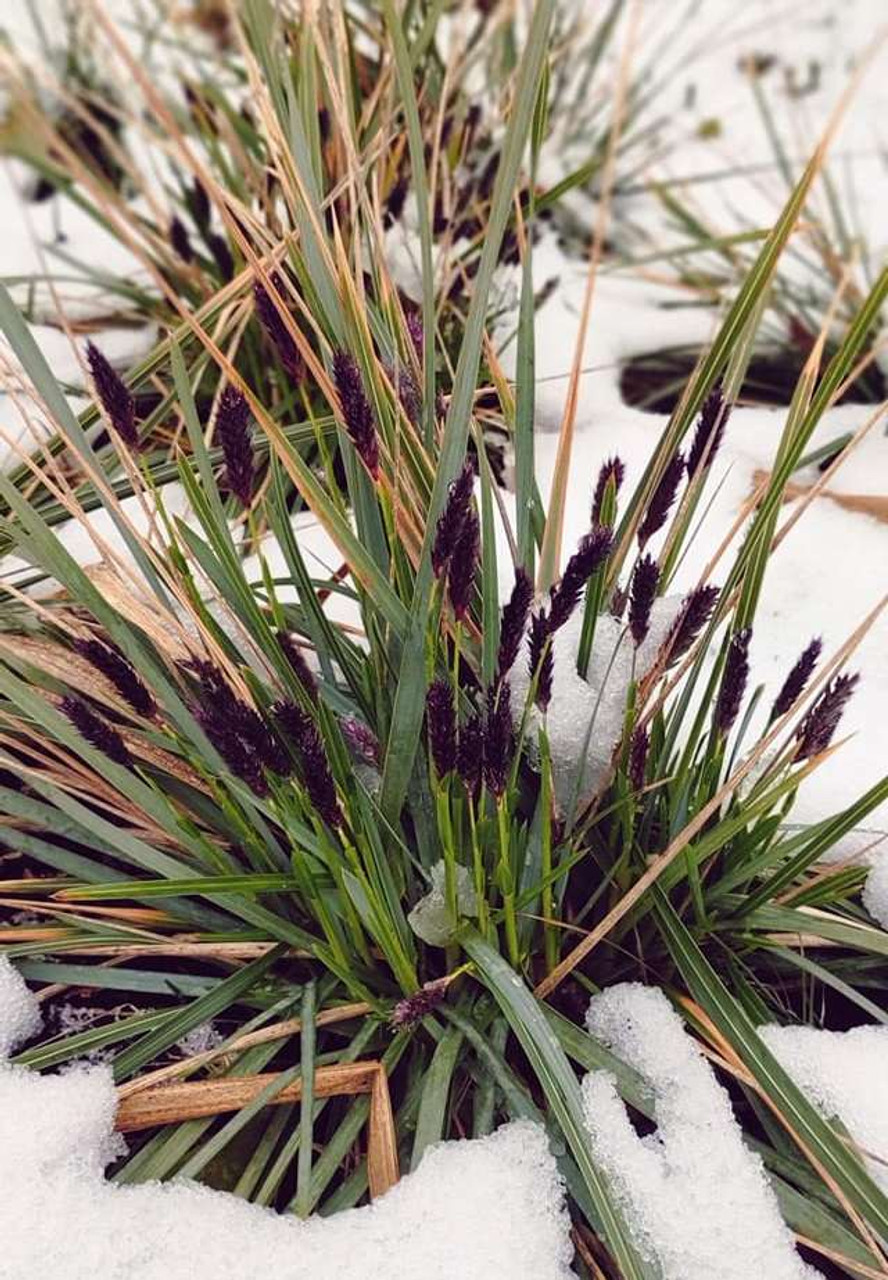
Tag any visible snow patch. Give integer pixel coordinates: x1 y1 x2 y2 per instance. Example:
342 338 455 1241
510 596 684 810
583 983 821 1280
0 956 572 1280
0 952 41 1056
762 1022 888 1192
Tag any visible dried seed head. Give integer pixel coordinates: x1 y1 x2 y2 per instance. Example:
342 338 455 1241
446 507 479 620
591 455 625 525
628 554 660 647
794 672 859 761
75 638 156 719
274 700 343 827
637 452 685 549
217 386 254 507
663 585 720 666
426 679 457 776
432 459 475 577
457 711 483 799
687 383 728 478
60 695 132 768
483 683 514 797
332 350 380 479
549 525 613 632
496 567 533 684
254 273 303 381
528 610 553 711
86 341 139 451
714 627 752 735
770 637 822 721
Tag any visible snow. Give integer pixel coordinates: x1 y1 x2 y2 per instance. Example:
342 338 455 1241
510 595 684 811
407 860 479 947
0 953 41 1057
0 956 574 1280
582 983 821 1280
762 1022 888 1192
863 855 888 928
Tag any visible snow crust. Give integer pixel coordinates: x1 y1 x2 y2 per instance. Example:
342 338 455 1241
582 983 821 1280
0 956 573 1280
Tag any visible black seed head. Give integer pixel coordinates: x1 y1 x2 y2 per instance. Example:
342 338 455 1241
274 700 342 827
549 525 613 632
186 179 211 231
528 610 553 711
339 716 380 767
483 683 514 798
591 455 625 525
663 585 720 666
426 679 457 776
687 383 728 478
637 452 685 549
60 695 132 768
86 341 139 451
715 627 752 735
629 725 649 792
332 350 379 479
794 672 859 761
217 386 254 507
254 273 303 381
390 978 448 1028
432 459 475 577
457 711 483 800
75 638 156 719
496 567 533 684
395 365 422 428
405 308 424 360
207 232 234 282
770 637 822 721
446 507 479 620
276 630 318 702
192 662 289 792
628 554 660 647
170 215 194 263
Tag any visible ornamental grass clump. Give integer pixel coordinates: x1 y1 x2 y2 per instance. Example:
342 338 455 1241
0 4 887 1276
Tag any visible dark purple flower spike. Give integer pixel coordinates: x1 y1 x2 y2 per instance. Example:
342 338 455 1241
217 386 254 507
86 342 139 451
637 452 685 549
332 351 380 479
